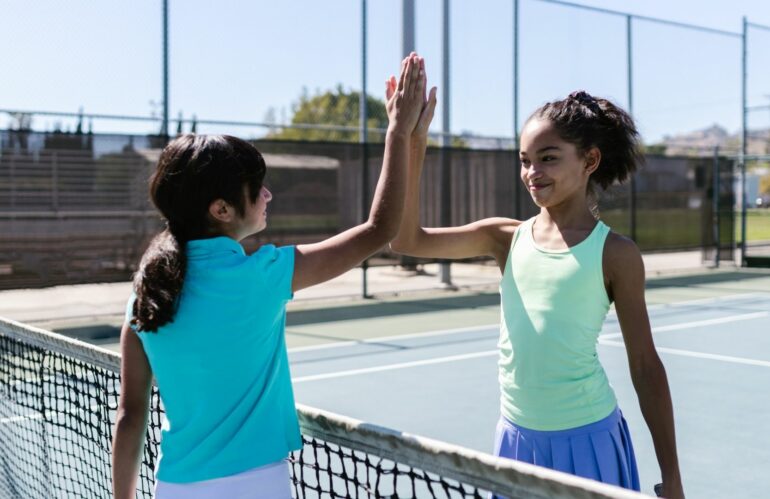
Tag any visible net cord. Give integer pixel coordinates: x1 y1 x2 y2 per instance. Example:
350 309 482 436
0 316 649 499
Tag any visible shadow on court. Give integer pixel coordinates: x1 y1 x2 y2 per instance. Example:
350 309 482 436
287 292 500 326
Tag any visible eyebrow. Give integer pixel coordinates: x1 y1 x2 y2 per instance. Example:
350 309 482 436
520 146 561 157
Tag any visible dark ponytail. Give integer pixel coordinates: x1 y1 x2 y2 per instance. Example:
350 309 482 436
131 134 266 332
528 90 643 191
131 229 186 332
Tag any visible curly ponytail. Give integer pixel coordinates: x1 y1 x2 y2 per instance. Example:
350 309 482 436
528 90 644 191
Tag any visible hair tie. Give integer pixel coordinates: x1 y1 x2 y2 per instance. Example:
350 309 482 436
568 90 602 115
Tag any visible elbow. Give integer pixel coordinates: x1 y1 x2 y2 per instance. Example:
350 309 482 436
114 407 146 434
363 219 400 248
629 352 666 387
390 237 407 253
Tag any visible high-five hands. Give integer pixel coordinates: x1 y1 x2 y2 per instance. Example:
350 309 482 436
386 53 437 141
386 53 431 137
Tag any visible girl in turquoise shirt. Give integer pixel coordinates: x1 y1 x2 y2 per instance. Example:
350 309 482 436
390 91 684 499
112 54 435 499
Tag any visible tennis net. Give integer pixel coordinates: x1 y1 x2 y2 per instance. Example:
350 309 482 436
0 316 647 498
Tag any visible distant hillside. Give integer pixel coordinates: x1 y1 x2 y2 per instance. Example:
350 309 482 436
659 124 769 156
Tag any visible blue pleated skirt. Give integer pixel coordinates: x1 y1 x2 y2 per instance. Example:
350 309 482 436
493 407 640 491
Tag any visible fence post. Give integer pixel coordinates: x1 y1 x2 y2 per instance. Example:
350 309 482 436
513 0 522 220
513 0 519 151
161 0 170 138
360 0 370 298
740 16 748 266
626 14 637 243
712 146 720 267
439 0 453 288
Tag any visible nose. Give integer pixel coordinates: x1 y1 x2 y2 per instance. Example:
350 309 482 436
261 186 272 202
522 163 542 182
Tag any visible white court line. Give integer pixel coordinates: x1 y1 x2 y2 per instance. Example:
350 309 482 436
291 295 768 382
288 323 498 353
600 311 769 340
289 292 768 354
600 339 770 368
606 292 768 317
292 350 497 383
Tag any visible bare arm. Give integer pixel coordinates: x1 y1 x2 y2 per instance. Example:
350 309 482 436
291 54 425 292
389 98 517 267
606 235 684 499
112 322 153 499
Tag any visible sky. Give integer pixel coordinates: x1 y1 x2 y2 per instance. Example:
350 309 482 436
2 0 770 143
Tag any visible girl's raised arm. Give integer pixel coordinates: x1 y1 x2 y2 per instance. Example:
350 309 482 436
389 64 517 268
291 54 425 292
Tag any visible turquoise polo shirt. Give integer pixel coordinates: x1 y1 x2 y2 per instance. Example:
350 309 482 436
125 237 301 483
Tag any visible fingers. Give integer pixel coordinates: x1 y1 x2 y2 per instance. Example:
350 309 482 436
385 76 395 101
397 56 409 92
420 58 427 104
403 56 417 97
425 86 438 120
417 86 438 131
413 57 426 99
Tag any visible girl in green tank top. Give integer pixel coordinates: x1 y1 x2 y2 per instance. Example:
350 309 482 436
391 90 684 498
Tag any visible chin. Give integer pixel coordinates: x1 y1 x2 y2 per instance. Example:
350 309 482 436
529 194 549 207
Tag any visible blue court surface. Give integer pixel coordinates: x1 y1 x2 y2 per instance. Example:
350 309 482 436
288 274 770 499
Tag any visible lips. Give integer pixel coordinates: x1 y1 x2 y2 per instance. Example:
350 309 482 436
528 183 550 191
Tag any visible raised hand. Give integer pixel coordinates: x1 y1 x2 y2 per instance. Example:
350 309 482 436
385 53 426 136
413 58 437 142
387 57 437 143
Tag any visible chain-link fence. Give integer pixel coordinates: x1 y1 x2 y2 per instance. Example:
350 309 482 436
741 156 770 266
0 1 765 148
0 129 736 290
2 1 769 290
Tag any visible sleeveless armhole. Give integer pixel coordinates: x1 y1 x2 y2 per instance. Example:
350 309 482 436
502 218 530 278
596 223 612 305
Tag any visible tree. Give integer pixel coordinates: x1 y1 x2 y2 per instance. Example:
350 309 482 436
269 85 388 143
642 143 668 155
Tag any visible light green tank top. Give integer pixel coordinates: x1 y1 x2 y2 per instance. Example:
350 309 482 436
498 217 617 431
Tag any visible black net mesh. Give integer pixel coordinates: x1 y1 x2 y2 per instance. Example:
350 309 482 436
0 333 161 498
289 435 484 498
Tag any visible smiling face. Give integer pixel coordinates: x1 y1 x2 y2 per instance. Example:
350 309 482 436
519 118 599 209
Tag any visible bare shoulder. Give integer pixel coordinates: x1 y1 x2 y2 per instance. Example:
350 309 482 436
476 217 521 234
474 217 521 264
603 231 645 282
478 217 520 244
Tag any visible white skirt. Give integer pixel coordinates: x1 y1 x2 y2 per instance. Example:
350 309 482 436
154 459 292 499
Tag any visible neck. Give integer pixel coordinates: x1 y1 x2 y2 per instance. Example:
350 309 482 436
536 198 596 230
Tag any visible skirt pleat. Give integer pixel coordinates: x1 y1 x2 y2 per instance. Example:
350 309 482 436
493 407 641 492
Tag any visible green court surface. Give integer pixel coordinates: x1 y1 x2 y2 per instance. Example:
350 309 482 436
285 269 770 498
283 269 770 351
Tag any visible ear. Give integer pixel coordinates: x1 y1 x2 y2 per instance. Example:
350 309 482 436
208 199 235 224
584 147 601 175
